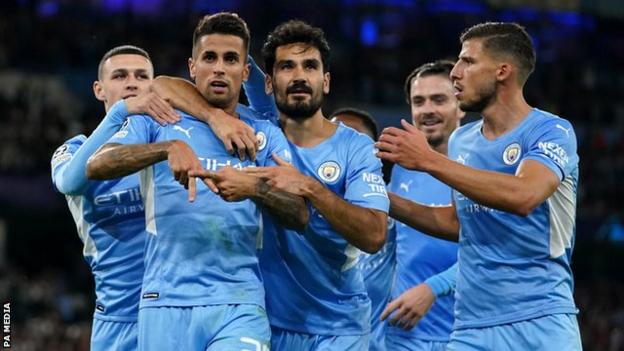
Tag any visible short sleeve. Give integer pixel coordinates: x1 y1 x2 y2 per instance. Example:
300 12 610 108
257 123 292 167
522 118 579 181
344 135 389 213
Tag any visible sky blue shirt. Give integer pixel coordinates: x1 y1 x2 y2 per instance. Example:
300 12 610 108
259 124 389 335
358 217 396 350
51 135 145 322
107 104 291 309
387 166 458 341
448 108 579 329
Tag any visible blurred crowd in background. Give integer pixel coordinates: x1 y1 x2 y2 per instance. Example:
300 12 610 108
1 0 623 350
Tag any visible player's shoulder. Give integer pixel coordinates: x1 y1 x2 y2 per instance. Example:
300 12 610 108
51 134 86 167
456 119 482 136
529 108 573 129
64 134 87 146
450 119 482 145
524 108 575 140
53 134 87 154
239 106 284 143
336 122 375 148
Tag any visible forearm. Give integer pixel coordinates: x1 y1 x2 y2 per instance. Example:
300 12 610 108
87 142 172 180
424 262 457 298
56 102 128 194
151 76 230 123
425 152 541 216
252 180 309 231
304 179 387 253
389 192 459 242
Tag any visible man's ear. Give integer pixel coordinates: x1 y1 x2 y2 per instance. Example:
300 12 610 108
323 72 330 94
242 63 250 83
93 80 106 102
188 57 196 81
265 75 274 95
496 62 512 83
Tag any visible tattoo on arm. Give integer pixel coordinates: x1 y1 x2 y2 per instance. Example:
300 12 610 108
87 142 171 180
253 180 309 231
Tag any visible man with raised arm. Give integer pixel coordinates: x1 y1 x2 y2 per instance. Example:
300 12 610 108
377 22 581 350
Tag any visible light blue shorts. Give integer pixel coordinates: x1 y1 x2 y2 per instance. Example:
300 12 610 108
270 326 368 351
385 333 448 351
91 319 138 351
447 313 582 351
138 304 270 351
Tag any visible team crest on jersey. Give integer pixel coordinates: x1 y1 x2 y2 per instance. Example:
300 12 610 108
317 161 341 183
256 131 267 151
113 119 130 139
51 144 71 167
503 143 521 165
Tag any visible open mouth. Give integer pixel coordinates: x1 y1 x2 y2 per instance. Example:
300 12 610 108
210 80 228 88
420 118 442 128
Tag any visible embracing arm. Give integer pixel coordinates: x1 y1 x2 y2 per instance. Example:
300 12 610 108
389 192 459 242
151 76 257 160
303 179 387 253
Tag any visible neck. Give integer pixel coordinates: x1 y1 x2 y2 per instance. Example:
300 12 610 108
281 109 337 147
221 101 238 117
432 142 448 156
480 87 532 140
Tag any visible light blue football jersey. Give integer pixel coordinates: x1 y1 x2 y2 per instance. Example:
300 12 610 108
51 135 145 322
386 166 457 341
259 123 390 336
357 218 396 351
107 104 291 309
448 108 579 329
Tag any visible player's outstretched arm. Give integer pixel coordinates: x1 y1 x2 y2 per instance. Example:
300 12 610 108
88 140 208 202
189 166 309 230
378 120 560 216
389 192 459 242
151 76 258 161
246 156 386 253
87 142 172 180
307 183 387 253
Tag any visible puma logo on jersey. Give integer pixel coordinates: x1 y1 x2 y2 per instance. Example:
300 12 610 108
556 124 571 137
399 180 413 193
173 125 194 139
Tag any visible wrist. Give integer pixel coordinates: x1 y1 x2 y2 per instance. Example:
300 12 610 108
424 277 444 298
107 100 129 124
302 176 323 199
422 149 446 173
163 140 179 158
252 178 270 200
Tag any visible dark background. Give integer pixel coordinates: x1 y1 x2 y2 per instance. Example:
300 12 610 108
1 0 623 350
